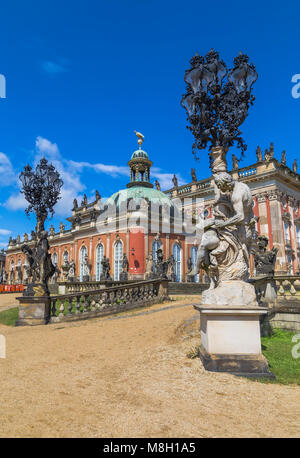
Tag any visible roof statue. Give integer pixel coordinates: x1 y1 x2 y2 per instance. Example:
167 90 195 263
134 130 145 149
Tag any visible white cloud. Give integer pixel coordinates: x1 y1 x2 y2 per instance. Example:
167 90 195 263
151 167 186 190
69 160 129 177
0 152 16 186
0 229 11 235
35 136 60 158
4 192 27 211
3 136 187 220
35 138 85 217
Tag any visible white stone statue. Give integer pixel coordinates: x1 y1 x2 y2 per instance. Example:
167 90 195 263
192 147 256 296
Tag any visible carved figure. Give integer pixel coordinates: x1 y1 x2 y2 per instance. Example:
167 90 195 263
232 154 239 170
191 168 197 182
191 169 256 288
293 159 298 173
256 146 262 162
167 255 176 282
120 254 129 281
72 198 78 211
172 174 178 188
254 236 278 276
101 256 111 280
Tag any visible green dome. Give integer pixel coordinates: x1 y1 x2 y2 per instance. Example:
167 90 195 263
106 185 174 208
131 149 149 160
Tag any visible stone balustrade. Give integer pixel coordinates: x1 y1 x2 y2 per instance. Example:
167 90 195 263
238 166 257 178
56 280 130 295
252 275 300 333
252 275 300 303
48 279 169 324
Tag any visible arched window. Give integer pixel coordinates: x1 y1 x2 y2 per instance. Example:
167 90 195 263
52 252 58 266
10 259 14 284
96 243 104 281
152 240 161 263
80 246 87 281
17 258 22 284
63 250 69 265
173 243 181 282
114 240 123 281
191 246 198 282
284 222 290 244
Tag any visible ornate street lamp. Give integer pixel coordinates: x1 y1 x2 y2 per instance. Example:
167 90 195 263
181 49 258 164
19 157 63 298
182 51 274 378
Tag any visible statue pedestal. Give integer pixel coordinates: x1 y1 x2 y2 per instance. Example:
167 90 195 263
194 281 274 378
17 296 51 326
194 305 273 377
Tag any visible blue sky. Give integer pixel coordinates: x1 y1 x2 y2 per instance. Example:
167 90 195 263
0 0 299 246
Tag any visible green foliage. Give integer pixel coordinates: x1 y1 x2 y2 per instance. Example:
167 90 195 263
256 329 300 385
0 307 19 326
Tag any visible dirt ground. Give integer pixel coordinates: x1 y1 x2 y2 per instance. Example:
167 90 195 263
0 293 21 311
0 295 300 438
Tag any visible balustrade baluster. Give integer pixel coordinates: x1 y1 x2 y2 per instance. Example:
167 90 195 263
290 280 296 296
83 295 89 312
59 300 65 318
51 299 57 317
278 280 285 296
67 298 73 317
75 295 81 314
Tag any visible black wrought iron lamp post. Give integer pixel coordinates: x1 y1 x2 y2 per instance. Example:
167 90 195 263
181 49 258 170
18 157 63 300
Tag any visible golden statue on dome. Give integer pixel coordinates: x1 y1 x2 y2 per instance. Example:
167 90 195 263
134 130 144 149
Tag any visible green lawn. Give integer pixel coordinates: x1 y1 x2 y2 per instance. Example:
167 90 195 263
259 329 300 385
0 307 19 326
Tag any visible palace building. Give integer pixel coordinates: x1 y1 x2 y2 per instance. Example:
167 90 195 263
4 139 300 284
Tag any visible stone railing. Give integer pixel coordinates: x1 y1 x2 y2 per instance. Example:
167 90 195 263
48 279 169 324
252 275 300 333
56 280 131 295
252 275 300 303
238 166 257 178
177 185 192 195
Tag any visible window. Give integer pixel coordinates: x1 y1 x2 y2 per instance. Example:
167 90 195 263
80 246 87 281
284 222 290 243
63 251 69 265
52 252 58 266
114 240 123 281
191 246 198 282
96 244 104 281
173 243 181 282
296 225 300 247
152 240 161 262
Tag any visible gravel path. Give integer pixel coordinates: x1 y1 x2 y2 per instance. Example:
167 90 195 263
0 296 299 438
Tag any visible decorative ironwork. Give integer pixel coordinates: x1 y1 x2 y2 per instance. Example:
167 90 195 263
19 158 63 296
181 49 257 161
